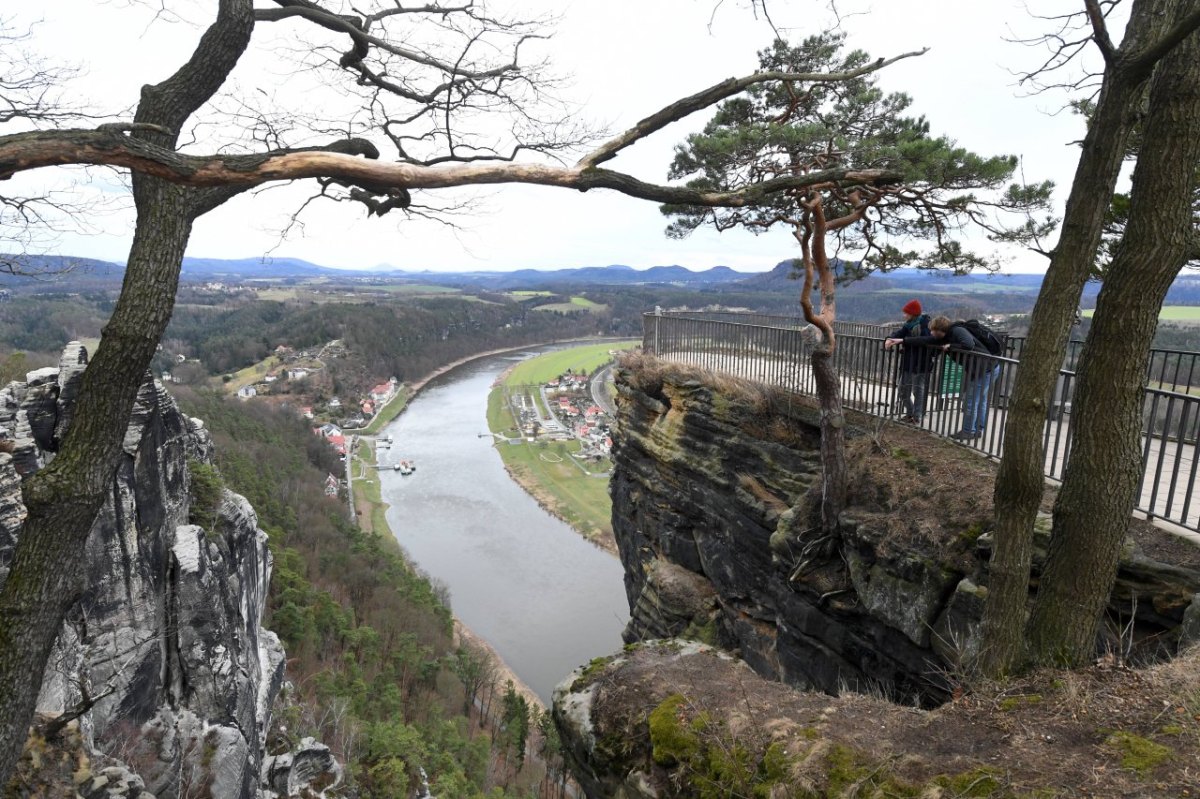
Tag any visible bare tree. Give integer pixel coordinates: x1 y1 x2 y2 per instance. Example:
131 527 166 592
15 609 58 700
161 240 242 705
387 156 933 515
982 0 1200 674
0 2 926 784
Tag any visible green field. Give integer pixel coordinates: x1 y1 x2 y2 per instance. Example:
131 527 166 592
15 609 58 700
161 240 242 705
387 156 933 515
256 287 371 304
220 354 282 392
376 284 461 294
531 296 608 314
504 340 637 386
485 340 636 546
506 290 554 298
1082 306 1200 323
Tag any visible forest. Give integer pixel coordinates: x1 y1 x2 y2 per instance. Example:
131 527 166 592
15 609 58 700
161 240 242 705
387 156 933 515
174 387 570 797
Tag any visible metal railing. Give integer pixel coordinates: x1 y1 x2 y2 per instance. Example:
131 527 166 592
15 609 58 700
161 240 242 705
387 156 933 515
642 311 1200 532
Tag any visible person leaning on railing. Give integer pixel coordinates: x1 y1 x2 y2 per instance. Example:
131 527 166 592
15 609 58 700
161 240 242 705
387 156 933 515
882 299 937 425
903 315 1000 441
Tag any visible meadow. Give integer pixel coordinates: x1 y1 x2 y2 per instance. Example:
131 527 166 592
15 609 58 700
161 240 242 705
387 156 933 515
486 340 637 548
504 340 636 386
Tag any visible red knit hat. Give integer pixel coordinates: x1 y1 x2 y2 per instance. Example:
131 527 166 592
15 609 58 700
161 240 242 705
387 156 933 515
902 299 922 316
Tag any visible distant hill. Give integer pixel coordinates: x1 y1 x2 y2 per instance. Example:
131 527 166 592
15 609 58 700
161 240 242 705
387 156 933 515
3 253 1194 316
179 256 343 279
0 255 752 289
397 263 749 289
0 255 124 286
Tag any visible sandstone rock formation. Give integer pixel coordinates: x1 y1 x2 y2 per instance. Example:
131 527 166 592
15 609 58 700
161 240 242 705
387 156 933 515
553 354 1200 795
608 357 1200 703
0 343 335 797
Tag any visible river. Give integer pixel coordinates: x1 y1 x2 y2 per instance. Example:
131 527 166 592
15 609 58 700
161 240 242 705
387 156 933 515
377 348 630 705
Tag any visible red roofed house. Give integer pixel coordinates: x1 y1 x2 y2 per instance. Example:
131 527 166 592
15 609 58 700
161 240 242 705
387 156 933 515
369 379 397 404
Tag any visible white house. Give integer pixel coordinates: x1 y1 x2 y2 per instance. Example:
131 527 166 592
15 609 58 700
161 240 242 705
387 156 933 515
236 385 257 400
368 381 395 404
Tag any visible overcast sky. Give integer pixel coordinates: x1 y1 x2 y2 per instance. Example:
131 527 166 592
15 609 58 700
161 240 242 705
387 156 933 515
11 1 1104 274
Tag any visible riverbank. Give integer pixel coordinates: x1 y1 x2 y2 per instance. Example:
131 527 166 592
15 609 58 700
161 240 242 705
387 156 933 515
481 342 638 557
487 370 619 556
498 459 618 556
349 425 551 732
347 337 626 695
355 336 628 557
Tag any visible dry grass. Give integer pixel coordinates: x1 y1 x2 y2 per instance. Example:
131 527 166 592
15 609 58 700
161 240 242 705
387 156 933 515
593 641 1200 797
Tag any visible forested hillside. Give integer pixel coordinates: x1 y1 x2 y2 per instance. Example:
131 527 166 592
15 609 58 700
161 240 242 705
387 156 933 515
175 387 570 797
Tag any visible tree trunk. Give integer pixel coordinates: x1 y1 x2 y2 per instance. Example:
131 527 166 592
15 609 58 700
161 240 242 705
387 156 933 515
812 347 847 536
0 192 195 784
979 0 1183 675
0 1 254 786
1028 10 1200 665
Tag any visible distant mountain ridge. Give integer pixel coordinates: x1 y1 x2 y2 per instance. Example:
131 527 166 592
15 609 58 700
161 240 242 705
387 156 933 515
5 254 1200 310
0 255 753 288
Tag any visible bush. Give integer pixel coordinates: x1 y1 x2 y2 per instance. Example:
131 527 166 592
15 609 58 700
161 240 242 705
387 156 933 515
187 458 224 532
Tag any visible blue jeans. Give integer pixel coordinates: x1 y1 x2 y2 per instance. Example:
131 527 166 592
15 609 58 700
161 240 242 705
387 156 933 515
898 371 929 421
961 365 999 434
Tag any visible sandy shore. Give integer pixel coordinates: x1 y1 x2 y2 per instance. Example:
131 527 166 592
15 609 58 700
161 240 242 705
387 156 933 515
453 620 547 712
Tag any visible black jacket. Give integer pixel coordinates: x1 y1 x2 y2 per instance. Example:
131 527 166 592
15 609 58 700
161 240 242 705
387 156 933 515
889 314 938 373
907 324 992 377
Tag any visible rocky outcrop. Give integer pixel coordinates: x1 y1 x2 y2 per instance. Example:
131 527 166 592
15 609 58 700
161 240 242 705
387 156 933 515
261 739 342 798
606 356 1200 703
0 344 291 797
552 356 1200 797
553 638 1200 798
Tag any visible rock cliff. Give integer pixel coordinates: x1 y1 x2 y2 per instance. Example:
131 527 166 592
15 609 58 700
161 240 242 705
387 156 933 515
0 344 334 797
552 353 1200 796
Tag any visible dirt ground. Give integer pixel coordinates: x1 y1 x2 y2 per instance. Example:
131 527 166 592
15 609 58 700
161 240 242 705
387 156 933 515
848 414 1200 572
597 639 1200 797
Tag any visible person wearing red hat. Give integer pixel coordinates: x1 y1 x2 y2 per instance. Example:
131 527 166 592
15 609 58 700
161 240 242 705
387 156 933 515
884 299 936 424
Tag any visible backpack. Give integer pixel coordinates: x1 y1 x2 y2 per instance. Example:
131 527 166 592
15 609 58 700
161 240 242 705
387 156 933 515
958 319 1006 356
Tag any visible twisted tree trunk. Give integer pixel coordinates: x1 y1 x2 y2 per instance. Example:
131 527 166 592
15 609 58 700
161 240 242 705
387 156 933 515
1028 9 1200 664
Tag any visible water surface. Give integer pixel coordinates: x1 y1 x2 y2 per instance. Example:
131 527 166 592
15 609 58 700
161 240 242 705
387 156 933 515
379 349 630 703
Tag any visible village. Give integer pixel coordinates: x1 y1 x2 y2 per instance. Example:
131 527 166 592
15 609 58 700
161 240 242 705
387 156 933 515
509 368 614 462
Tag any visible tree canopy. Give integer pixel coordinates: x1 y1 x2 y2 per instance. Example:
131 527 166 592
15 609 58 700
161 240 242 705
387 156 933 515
663 32 1054 278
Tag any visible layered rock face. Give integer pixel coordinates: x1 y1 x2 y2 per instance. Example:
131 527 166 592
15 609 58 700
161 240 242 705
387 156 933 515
0 344 292 797
607 357 1200 703
552 355 1200 795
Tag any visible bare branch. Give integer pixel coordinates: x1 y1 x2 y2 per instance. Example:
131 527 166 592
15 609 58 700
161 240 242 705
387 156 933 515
1084 0 1117 62
577 48 930 169
0 128 902 208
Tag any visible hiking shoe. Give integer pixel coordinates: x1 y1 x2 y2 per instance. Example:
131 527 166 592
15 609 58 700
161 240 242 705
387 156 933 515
950 430 975 440
902 415 918 425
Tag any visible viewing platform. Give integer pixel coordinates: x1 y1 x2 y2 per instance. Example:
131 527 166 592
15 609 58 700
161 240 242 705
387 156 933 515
643 310 1200 536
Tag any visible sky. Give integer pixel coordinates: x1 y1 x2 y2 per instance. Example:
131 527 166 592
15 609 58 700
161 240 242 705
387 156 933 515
9 1 1104 274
